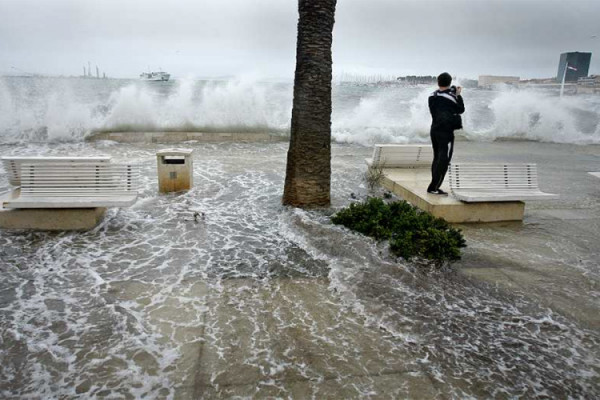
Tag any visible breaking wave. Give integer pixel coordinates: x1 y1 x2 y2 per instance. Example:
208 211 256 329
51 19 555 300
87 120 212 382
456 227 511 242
0 76 599 145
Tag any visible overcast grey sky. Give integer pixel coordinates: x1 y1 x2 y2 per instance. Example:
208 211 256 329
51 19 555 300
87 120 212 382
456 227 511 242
1 0 599 79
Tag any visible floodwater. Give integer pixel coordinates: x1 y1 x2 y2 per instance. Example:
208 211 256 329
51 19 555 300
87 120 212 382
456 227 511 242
1 139 599 399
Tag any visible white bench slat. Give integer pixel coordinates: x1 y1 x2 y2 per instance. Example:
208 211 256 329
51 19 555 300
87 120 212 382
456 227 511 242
1 158 139 208
449 163 558 203
21 165 137 186
21 179 141 184
451 192 557 202
22 186 139 191
21 174 141 180
366 144 433 168
2 156 111 186
21 192 137 196
21 187 136 192
21 181 138 186
2 157 112 162
3 196 138 208
20 170 141 176
21 177 140 181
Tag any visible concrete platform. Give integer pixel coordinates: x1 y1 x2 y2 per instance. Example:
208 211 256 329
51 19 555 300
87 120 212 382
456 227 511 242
87 131 288 143
0 206 106 230
120 277 439 399
380 168 524 223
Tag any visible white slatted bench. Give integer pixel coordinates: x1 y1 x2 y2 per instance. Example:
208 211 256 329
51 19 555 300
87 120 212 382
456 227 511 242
2 156 112 186
366 144 432 168
1 157 139 209
449 163 558 203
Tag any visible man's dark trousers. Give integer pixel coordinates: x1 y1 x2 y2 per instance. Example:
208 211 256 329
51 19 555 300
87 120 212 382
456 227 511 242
427 130 454 192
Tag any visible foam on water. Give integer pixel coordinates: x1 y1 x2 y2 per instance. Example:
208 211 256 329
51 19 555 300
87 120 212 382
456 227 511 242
1 77 600 397
101 78 290 135
1 77 599 145
331 86 429 145
467 88 600 143
281 207 600 398
0 78 292 144
1 141 599 398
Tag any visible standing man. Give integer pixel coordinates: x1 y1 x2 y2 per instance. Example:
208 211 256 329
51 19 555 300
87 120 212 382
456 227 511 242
427 72 465 195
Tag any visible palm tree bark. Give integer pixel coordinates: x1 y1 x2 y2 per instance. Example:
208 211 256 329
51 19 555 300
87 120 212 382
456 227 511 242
283 0 337 207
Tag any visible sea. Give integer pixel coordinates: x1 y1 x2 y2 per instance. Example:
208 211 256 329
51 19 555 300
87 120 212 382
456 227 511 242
0 76 599 398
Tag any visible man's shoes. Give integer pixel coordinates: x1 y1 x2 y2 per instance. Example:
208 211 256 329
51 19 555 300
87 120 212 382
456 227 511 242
427 189 449 196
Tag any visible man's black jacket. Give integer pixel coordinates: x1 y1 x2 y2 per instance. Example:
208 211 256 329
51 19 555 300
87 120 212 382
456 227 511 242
428 89 465 135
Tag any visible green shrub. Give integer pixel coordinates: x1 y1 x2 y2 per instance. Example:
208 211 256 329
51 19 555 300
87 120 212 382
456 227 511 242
331 198 466 263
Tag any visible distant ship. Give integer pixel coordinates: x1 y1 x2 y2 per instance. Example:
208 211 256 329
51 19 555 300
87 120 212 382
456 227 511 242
140 71 170 81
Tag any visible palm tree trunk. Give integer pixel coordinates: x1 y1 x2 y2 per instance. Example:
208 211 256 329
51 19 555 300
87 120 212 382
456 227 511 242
283 0 337 207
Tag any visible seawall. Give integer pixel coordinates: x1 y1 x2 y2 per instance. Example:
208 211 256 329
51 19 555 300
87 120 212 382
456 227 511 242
87 131 289 143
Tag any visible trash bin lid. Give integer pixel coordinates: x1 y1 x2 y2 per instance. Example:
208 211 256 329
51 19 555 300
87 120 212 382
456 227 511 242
156 148 194 156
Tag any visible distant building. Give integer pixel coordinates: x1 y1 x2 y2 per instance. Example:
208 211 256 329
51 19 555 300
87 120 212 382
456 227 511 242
460 79 478 89
396 75 437 85
576 75 600 94
577 75 600 86
557 52 591 82
478 75 520 88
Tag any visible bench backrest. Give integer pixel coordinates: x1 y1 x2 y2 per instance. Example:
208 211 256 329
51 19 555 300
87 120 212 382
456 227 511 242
449 163 540 191
19 162 139 198
2 157 111 186
370 144 432 168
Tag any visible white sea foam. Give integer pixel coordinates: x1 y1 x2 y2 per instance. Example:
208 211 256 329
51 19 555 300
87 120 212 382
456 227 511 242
467 89 600 144
1 77 599 145
332 86 432 145
1 141 599 398
99 77 293 134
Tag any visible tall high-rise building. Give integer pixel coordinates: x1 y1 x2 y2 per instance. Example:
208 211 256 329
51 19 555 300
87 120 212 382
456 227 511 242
557 52 591 82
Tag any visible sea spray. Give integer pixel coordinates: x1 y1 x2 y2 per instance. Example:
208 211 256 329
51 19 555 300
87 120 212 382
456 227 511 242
195 78 290 131
100 78 291 135
44 88 97 141
0 76 599 145
103 83 161 131
466 89 600 143
0 78 40 141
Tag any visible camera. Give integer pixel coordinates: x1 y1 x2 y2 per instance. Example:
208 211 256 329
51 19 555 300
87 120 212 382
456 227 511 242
450 85 457 94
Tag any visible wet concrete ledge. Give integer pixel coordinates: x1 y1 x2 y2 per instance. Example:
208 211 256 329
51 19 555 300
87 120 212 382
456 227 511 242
87 131 289 143
380 168 525 223
0 206 106 230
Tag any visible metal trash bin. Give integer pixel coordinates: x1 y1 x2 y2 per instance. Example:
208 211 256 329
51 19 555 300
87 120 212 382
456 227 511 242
156 148 194 193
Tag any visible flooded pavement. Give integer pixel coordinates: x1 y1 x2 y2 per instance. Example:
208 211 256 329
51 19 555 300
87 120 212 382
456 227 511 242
0 140 599 398
453 141 600 331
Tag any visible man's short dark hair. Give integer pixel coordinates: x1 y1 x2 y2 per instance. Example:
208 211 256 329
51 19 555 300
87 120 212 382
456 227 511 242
437 72 452 87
